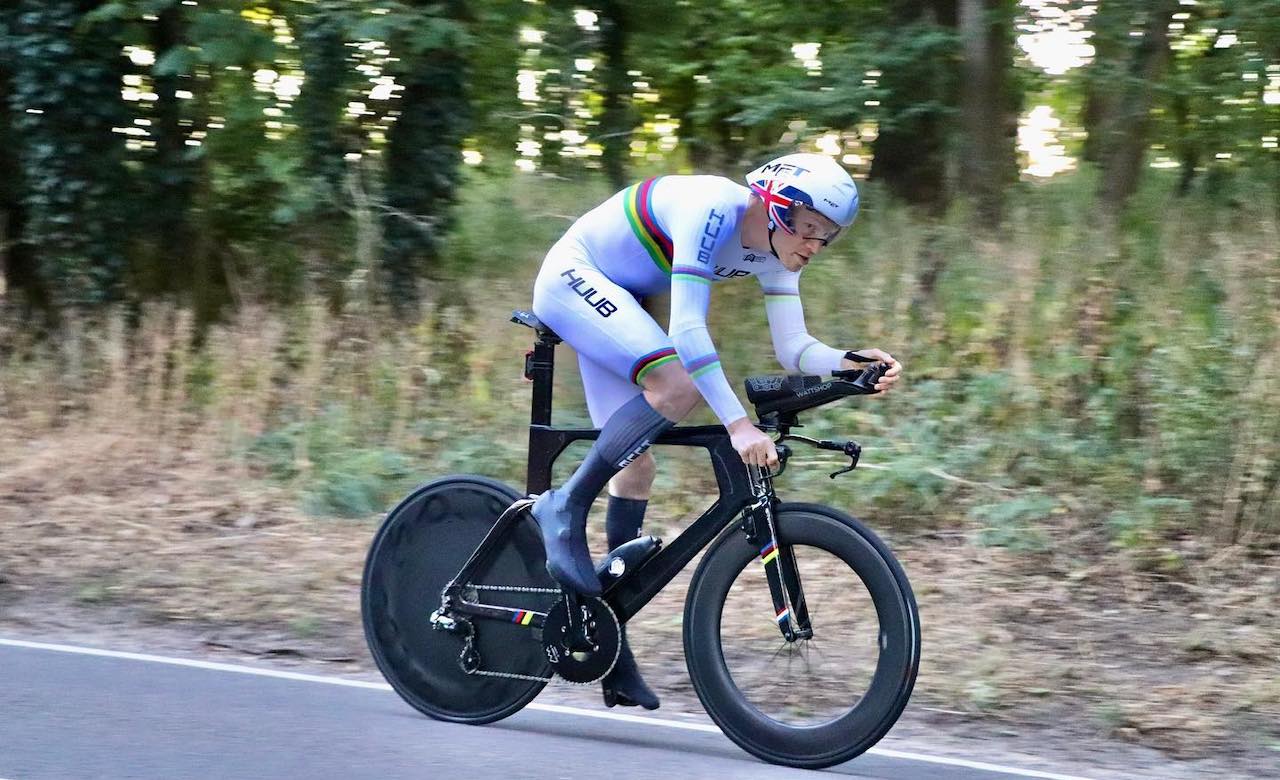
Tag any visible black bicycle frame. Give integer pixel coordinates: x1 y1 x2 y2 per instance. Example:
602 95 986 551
522 326 788 625
444 321 812 638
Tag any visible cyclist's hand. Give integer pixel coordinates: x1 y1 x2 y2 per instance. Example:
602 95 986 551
843 349 902 395
727 417 778 468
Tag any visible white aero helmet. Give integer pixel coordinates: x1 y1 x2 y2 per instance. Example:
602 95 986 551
745 153 860 239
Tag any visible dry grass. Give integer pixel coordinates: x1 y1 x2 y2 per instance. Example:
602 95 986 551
2 184 1278 765
1 411 1277 763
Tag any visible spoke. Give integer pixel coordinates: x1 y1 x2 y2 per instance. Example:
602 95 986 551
799 641 814 675
806 638 831 663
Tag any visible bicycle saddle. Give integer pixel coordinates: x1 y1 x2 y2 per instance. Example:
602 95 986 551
510 310 562 343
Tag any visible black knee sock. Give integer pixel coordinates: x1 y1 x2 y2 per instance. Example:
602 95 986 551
606 495 649 551
562 395 673 512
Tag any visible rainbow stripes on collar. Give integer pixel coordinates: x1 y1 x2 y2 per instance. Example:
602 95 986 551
623 177 673 275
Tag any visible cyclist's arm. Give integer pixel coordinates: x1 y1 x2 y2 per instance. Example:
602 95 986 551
758 269 847 374
666 203 749 427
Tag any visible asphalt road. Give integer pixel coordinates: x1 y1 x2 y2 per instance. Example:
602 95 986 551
0 638 1099 780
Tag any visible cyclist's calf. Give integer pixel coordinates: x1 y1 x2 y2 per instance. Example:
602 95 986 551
641 361 701 422
610 452 657 499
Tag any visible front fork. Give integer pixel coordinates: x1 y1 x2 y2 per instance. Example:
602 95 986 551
741 457 813 642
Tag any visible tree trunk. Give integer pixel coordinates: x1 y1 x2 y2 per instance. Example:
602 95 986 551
869 0 957 214
0 29 43 312
381 2 469 314
957 0 1018 227
295 6 354 310
1096 0 1178 210
1171 89 1199 196
296 8 350 199
10 0 132 309
597 0 631 190
150 3 195 295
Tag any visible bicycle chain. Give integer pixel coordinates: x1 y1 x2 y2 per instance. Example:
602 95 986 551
457 582 558 682
470 583 560 594
456 584 611 686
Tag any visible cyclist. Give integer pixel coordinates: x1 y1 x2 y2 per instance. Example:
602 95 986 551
530 153 903 709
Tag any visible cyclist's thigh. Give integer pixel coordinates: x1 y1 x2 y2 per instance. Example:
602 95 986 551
578 353 643 427
533 251 677 412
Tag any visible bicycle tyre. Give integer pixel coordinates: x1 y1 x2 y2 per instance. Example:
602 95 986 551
683 502 920 769
361 475 555 725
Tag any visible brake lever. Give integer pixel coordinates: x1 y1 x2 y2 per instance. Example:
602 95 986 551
768 442 791 478
776 434 862 479
830 440 861 479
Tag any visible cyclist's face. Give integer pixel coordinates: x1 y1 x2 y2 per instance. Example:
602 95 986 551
775 205 842 271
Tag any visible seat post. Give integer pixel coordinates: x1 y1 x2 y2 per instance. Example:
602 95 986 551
528 334 557 427
511 309 563 495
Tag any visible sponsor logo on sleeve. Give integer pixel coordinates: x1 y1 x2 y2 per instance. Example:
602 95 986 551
696 209 726 265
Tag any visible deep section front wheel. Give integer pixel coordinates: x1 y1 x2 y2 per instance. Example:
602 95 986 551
361 475 556 724
683 502 920 769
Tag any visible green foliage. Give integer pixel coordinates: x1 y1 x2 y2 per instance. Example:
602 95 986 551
1107 496 1195 550
970 493 1056 552
301 445 414 519
245 409 417 519
1 0 1278 553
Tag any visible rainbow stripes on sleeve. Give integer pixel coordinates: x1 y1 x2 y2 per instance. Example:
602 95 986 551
682 352 722 379
761 286 800 304
672 264 716 286
623 177 674 275
794 339 826 372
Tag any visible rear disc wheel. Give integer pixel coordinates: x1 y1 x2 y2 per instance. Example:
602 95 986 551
361 476 557 724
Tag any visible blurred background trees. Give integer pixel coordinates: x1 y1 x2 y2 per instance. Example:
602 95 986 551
0 0 1274 318
0 0 1277 537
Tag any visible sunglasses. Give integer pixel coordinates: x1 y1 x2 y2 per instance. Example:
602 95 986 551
786 204 842 245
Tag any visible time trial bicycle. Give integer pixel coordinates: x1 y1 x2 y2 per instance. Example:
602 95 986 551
360 310 920 769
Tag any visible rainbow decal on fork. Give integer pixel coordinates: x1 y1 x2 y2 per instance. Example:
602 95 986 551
511 610 535 625
760 540 779 566
775 606 791 624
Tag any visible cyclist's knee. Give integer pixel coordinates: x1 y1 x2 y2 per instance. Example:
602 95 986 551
610 452 656 499
642 363 700 420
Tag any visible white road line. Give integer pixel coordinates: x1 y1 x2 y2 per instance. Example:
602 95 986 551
0 637 392 690
0 637 1098 780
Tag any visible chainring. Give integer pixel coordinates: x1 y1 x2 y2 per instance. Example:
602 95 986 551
540 595 621 684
